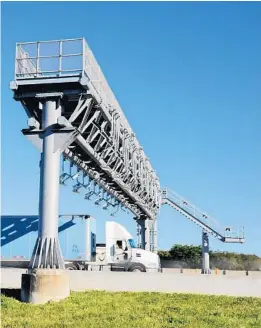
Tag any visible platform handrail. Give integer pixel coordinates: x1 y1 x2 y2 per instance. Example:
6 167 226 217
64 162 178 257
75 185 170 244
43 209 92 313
161 187 244 242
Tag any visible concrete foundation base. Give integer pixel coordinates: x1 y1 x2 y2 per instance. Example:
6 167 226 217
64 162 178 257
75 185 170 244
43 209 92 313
21 269 70 304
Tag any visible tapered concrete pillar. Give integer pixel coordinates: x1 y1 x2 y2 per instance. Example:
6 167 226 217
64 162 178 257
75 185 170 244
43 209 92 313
201 231 211 274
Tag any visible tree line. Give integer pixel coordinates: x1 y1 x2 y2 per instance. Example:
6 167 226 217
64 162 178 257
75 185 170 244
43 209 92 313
158 244 261 271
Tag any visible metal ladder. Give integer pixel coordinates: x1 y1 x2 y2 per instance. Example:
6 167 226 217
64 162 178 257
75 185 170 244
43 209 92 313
161 188 244 243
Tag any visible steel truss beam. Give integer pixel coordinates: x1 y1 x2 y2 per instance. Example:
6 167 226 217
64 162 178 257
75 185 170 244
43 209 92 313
19 91 160 220
62 150 143 217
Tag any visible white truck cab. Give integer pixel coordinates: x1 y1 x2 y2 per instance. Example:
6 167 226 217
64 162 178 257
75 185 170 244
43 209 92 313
96 221 160 272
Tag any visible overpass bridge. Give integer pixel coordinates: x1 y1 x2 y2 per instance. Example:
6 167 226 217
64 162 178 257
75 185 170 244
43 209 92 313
10 38 244 272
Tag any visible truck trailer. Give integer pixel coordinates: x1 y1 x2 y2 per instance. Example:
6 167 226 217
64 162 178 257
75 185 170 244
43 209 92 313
1 215 160 272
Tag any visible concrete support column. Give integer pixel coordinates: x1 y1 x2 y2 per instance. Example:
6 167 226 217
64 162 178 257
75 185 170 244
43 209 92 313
21 269 69 304
29 99 64 270
201 231 211 274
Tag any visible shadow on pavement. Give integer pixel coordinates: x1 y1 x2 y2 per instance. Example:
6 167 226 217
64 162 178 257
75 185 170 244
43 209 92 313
1 288 21 301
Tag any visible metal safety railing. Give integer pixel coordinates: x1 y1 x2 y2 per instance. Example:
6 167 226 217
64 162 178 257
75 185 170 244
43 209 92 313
161 188 221 228
15 38 84 79
14 38 123 121
14 38 127 131
161 188 245 242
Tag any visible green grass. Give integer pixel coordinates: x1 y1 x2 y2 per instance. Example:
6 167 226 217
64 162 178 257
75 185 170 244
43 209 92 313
1 290 261 328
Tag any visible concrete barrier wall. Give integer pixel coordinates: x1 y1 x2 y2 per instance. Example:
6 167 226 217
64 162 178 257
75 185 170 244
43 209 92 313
161 259 261 271
1 268 261 297
2 261 261 276
162 268 261 276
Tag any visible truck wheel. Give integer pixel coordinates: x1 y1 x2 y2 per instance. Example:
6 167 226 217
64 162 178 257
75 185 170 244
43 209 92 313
128 264 146 272
66 263 78 270
76 263 85 270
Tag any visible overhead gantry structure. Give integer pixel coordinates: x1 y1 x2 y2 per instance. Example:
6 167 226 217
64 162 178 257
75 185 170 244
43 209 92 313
10 37 245 272
161 188 245 273
10 38 161 268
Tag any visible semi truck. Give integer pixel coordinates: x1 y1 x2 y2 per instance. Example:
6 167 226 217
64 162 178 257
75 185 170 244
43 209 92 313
1 215 161 272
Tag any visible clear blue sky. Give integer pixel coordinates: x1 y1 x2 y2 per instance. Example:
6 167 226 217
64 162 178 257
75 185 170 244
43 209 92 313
2 2 261 255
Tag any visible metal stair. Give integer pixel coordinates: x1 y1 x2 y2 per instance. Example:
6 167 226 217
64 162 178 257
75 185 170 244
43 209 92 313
161 188 245 244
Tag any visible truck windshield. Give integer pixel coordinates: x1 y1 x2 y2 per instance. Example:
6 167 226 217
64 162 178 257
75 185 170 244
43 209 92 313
128 239 136 248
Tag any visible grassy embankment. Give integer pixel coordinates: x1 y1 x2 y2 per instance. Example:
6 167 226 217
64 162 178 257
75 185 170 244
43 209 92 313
1 290 261 328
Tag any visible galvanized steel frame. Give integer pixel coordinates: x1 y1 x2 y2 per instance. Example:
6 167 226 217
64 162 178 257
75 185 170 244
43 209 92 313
11 38 160 249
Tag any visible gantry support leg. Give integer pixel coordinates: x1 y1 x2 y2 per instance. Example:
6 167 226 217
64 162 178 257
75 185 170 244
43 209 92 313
148 219 158 253
136 222 141 249
201 231 211 274
21 97 69 304
136 218 152 252
144 219 150 252
136 219 145 250
29 99 64 269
